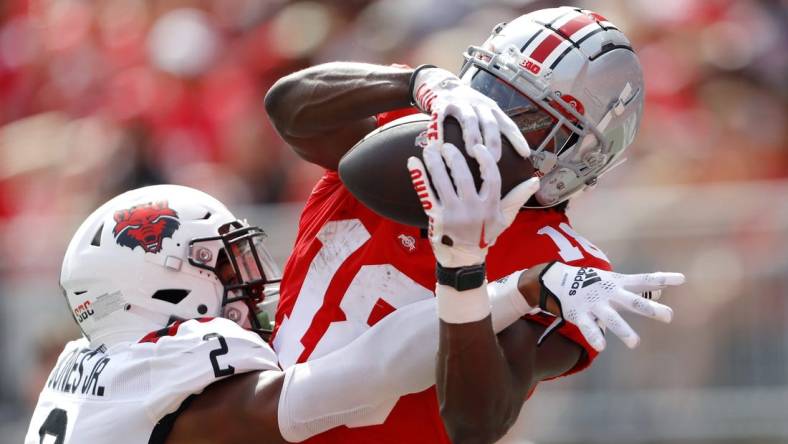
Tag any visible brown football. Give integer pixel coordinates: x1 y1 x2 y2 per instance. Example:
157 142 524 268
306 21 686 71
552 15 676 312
338 115 535 228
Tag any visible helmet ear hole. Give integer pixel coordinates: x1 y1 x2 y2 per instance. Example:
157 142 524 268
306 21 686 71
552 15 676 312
151 289 191 304
90 224 104 247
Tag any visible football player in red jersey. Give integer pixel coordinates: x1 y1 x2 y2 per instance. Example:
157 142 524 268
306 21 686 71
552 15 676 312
266 7 671 443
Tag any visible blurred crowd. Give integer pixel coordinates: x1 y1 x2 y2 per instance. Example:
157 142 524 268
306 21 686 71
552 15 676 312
0 0 785 270
0 0 786 441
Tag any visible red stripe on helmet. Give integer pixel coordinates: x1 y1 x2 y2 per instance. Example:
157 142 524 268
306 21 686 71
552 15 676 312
586 11 609 23
529 12 602 66
558 14 597 39
530 33 563 63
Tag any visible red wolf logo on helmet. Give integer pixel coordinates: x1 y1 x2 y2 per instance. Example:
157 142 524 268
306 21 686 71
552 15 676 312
112 201 180 254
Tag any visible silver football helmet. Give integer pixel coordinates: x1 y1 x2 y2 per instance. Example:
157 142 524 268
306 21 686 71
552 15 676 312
460 6 644 207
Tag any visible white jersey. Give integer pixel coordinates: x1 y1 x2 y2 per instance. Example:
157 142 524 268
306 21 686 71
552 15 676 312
25 318 279 444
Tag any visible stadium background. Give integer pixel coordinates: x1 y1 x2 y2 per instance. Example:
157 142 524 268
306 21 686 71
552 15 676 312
0 0 785 442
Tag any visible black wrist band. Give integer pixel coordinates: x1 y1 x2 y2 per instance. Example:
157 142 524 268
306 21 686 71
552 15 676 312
436 263 486 291
408 64 437 106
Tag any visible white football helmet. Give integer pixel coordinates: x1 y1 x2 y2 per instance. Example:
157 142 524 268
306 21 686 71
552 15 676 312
61 185 281 346
460 6 644 207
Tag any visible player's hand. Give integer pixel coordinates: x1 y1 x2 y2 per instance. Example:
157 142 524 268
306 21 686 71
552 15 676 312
410 66 530 161
536 262 686 352
407 140 539 267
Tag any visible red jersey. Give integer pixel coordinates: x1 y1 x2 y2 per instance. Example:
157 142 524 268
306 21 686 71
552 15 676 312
273 113 612 444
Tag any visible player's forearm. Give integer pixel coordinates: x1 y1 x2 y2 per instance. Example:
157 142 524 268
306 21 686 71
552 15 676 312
438 315 520 444
168 370 289 444
265 62 413 139
435 267 569 443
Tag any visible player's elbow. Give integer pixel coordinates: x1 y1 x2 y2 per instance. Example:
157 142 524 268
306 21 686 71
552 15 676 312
442 421 510 444
265 70 324 140
266 64 345 139
264 74 300 136
441 405 516 444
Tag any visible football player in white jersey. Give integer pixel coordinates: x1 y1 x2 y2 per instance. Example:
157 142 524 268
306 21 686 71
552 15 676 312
26 183 683 443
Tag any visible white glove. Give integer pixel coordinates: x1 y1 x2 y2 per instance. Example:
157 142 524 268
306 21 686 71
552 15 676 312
407 140 540 268
537 262 686 352
410 66 531 161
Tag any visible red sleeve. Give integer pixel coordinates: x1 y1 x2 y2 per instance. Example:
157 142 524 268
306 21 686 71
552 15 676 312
524 312 597 378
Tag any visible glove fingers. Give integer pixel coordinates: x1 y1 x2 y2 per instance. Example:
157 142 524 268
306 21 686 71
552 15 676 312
443 102 483 149
619 272 686 293
472 144 501 201
613 288 673 323
474 106 502 161
441 143 477 201
421 142 456 205
575 312 606 352
500 178 540 225
493 107 530 158
592 304 640 349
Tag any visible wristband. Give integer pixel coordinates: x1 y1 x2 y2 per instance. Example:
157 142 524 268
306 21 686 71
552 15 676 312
408 64 437 106
436 283 491 324
488 270 541 333
436 263 486 291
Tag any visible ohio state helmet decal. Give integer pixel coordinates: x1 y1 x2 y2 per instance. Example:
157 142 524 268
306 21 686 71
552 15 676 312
112 201 181 254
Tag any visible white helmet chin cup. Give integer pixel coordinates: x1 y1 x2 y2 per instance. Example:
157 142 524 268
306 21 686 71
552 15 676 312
536 167 580 206
60 185 281 346
459 6 644 207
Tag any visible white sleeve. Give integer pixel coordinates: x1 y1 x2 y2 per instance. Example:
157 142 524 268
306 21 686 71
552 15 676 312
277 270 531 442
140 318 279 422
488 270 540 332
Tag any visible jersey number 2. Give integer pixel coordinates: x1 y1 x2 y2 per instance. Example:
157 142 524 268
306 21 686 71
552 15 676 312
39 408 67 444
203 333 235 378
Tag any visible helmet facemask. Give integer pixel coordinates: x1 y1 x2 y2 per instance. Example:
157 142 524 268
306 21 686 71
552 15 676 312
188 221 281 335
